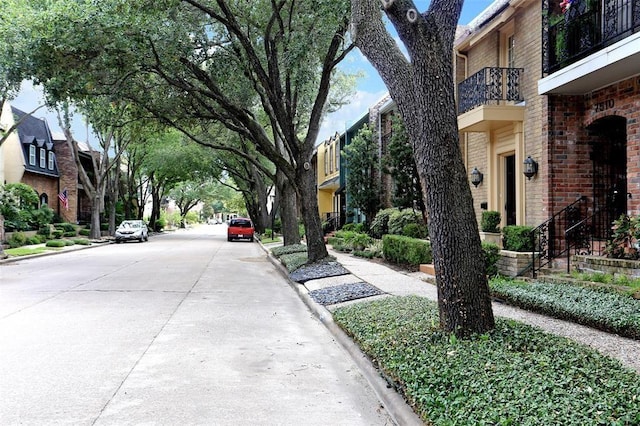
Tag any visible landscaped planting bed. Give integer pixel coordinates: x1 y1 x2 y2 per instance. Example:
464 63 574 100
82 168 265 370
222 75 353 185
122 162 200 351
490 278 640 340
333 296 640 425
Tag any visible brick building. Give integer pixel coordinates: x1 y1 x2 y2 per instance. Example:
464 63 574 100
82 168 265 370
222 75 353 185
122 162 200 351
454 0 640 271
0 104 94 224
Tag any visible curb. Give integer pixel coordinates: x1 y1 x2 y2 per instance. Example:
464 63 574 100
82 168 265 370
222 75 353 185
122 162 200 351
260 243 423 426
0 241 106 265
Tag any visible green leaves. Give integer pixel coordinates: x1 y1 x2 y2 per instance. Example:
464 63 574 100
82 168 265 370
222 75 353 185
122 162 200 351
334 296 640 425
490 278 640 339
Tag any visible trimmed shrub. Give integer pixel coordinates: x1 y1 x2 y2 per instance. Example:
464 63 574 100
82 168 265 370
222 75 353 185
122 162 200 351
382 234 432 266
502 225 534 252
402 223 428 239
63 231 77 237
79 228 91 236
37 225 52 238
73 238 91 245
481 210 501 233
52 230 64 239
388 209 425 236
45 239 66 248
64 239 75 246
7 232 28 248
55 222 77 233
26 236 41 245
482 242 500 276
369 208 397 239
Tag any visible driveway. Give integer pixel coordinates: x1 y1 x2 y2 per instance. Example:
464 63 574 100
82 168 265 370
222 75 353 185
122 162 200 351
0 226 394 425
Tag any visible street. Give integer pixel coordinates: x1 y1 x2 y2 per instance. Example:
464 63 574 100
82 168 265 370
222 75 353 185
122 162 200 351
0 225 393 425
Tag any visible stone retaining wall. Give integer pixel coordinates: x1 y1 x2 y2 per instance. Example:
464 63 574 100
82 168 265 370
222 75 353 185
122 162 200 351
573 255 640 278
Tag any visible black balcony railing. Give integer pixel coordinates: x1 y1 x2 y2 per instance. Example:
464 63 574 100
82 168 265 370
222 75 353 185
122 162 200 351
543 0 640 74
457 67 524 115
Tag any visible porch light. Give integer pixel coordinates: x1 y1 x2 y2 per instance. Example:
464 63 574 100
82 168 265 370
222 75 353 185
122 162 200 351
523 156 538 180
470 167 483 187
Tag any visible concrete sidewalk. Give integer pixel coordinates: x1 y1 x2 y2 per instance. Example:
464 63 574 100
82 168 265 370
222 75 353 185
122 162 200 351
271 246 640 374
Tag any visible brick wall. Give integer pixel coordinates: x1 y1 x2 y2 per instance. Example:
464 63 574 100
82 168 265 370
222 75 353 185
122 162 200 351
54 139 78 223
546 76 640 216
21 172 58 210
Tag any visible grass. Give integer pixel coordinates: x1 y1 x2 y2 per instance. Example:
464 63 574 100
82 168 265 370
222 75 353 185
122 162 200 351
4 246 59 256
334 296 640 425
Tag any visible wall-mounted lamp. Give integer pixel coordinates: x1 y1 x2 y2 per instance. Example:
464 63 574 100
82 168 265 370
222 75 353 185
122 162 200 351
470 167 483 187
523 156 538 180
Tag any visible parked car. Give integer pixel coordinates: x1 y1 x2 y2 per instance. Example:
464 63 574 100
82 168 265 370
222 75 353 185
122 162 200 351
115 220 149 243
227 218 255 242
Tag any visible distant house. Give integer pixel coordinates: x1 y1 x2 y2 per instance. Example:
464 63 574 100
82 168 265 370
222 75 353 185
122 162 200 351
315 131 342 231
0 103 94 224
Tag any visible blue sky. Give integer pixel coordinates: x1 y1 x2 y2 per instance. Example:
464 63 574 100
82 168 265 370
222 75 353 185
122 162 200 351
12 0 495 146
316 0 497 143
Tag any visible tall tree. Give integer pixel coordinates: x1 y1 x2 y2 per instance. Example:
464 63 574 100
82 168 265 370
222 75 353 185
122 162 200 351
383 116 426 220
57 99 131 239
342 123 381 225
351 0 494 336
14 0 356 263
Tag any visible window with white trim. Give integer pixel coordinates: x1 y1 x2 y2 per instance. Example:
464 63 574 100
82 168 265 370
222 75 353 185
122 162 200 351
40 148 46 168
48 151 55 170
29 145 36 165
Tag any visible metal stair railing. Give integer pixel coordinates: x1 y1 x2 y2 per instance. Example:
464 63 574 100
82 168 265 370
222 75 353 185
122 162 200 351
565 209 612 272
530 196 588 278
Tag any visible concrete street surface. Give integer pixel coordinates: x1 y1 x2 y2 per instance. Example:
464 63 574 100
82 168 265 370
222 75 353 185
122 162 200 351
0 225 395 425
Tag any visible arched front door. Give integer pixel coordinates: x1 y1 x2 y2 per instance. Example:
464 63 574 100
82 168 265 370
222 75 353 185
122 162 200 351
588 116 627 236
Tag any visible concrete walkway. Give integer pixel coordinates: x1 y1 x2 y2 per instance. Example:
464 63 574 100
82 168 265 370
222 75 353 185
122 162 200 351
273 246 640 374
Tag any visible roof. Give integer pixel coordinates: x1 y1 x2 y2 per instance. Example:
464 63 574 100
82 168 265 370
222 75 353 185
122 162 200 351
455 0 511 45
12 106 60 178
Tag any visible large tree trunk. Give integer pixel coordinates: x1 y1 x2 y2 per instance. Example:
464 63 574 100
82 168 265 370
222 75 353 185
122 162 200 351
352 0 494 336
297 165 328 263
276 171 301 246
90 193 102 240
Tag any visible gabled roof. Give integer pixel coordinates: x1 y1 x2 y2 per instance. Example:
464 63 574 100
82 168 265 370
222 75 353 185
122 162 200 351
12 106 60 178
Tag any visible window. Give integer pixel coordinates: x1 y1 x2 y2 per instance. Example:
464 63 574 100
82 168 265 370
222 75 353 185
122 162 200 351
329 145 334 172
29 145 36 165
40 193 48 207
40 148 46 168
507 35 515 68
324 146 329 175
334 143 339 173
48 151 55 170
499 22 515 68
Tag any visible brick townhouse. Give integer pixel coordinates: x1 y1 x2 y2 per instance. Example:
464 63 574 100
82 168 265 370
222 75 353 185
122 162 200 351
0 103 94 224
454 0 640 272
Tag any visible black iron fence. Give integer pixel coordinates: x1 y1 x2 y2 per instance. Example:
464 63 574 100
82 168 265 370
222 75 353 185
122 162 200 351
543 0 640 74
457 67 525 115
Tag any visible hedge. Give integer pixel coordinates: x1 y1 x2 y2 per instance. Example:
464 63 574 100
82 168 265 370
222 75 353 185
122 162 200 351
382 234 432 266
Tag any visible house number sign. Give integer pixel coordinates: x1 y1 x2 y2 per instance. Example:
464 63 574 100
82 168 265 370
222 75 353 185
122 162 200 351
594 99 614 112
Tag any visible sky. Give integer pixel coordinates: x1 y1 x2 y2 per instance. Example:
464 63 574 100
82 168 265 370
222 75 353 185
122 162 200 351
11 0 496 147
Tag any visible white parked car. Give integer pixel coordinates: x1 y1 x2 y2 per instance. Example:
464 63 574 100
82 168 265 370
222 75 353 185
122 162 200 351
115 220 149 243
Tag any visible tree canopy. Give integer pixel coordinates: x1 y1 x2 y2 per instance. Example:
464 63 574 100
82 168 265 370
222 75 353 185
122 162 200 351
10 0 356 262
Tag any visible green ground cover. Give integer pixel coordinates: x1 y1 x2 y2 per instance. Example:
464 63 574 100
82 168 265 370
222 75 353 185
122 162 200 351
334 296 640 425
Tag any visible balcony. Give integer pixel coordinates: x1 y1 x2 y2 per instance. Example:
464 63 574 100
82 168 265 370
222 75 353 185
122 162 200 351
540 0 640 94
457 67 525 132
